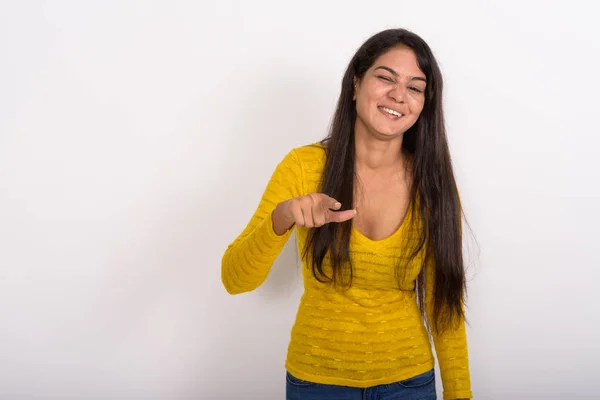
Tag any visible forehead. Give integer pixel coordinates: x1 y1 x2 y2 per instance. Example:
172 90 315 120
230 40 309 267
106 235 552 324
370 46 424 77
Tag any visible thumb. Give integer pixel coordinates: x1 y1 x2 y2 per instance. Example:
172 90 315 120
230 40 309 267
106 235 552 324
323 195 341 210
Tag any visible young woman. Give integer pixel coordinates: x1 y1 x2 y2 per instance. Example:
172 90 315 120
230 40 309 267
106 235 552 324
222 28 472 400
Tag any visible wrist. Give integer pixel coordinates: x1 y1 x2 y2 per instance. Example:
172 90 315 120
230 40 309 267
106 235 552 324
272 201 293 236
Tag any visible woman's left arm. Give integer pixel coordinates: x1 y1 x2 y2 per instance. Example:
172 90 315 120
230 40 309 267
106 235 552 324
424 259 473 400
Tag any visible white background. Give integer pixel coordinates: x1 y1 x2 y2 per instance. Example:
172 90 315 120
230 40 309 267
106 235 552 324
1 1 599 399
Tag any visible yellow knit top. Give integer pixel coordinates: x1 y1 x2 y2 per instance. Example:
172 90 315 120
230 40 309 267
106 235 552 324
221 143 472 400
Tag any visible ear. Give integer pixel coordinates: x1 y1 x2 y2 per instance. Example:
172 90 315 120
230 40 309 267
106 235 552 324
353 76 358 100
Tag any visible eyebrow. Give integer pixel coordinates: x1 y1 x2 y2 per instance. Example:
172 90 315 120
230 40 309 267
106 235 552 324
374 66 427 83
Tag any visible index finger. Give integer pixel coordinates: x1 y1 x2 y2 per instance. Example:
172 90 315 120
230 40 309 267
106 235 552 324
327 209 357 224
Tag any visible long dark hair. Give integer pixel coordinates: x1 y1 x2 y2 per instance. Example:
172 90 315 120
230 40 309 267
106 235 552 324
303 28 466 334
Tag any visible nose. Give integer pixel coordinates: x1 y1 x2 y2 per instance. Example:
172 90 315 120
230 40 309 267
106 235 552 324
389 85 405 103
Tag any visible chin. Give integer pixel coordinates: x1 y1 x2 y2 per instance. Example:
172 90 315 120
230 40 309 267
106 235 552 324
374 126 403 138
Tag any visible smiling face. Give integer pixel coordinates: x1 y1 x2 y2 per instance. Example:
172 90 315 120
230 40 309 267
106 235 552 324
354 46 427 139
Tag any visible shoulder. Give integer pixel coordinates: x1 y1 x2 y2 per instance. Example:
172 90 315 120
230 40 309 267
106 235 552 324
285 142 326 194
289 142 326 167
270 142 325 178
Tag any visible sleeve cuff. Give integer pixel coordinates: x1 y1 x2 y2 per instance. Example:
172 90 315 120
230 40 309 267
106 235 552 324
263 209 294 242
443 389 473 399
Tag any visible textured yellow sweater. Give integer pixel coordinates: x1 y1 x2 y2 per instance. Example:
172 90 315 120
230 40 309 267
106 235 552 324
222 144 472 400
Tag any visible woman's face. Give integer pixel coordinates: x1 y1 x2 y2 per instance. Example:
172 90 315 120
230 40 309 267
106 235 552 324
354 46 427 139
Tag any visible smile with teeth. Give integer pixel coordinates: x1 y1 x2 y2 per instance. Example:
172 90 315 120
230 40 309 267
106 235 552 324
379 106 403 118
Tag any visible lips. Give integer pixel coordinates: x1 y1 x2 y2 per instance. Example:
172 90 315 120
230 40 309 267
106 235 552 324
378 106 403 118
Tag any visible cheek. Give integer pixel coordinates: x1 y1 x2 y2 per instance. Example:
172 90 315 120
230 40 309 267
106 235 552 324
408 98 425 117
358 90 385 114
356 96 374 119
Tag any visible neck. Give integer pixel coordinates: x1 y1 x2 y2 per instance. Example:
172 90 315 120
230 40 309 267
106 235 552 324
354 126 405 173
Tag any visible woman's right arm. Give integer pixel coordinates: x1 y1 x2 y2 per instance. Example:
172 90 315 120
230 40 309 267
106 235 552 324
221 149 304 295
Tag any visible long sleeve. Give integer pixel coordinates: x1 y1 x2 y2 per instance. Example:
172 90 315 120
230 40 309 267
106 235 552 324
424 258 473 400
221 149 304 295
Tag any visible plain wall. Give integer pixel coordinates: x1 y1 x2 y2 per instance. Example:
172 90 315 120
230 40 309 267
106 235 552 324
1 1 599 399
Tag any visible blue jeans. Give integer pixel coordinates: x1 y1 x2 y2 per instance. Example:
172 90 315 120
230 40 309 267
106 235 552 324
286 369 436 400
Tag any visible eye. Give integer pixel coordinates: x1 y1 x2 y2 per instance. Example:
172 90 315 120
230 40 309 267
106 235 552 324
377 75 394 83
409 87 423 94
